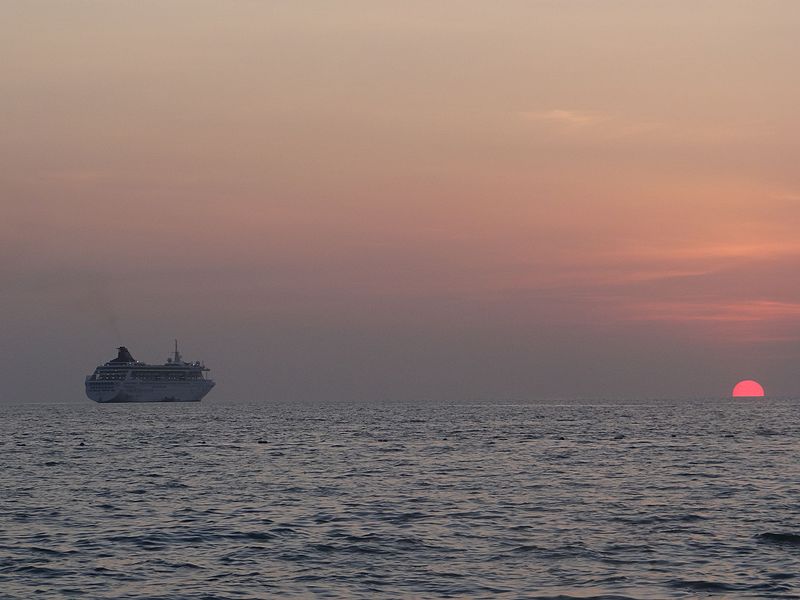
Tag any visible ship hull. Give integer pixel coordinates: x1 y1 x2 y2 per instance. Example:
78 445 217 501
86 380 215 403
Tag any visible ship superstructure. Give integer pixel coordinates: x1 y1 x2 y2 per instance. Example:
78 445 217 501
85 342 215 403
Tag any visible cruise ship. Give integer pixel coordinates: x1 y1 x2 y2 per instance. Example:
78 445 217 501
85 342 215 403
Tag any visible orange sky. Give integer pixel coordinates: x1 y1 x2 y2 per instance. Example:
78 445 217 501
2 1 800 400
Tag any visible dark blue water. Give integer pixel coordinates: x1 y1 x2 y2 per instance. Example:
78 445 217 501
2 399 799 599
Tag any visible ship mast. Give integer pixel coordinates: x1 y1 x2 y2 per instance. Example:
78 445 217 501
173 339 182 363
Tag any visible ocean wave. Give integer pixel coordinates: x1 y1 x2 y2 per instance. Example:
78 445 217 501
757 532 800 546
3 401 800 598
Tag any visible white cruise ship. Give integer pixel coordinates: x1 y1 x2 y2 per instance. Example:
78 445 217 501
85 342 215 403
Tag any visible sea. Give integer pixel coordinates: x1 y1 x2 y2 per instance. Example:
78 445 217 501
1 398 799 599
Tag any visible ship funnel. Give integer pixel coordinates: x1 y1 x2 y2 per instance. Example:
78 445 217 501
111 346 136 363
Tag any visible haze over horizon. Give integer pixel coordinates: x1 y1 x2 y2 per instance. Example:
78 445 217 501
3 1 800 402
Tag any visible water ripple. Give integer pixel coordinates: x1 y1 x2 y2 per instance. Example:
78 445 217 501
1 399 799 598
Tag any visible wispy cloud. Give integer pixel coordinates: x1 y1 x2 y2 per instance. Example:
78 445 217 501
618 241 800 262
624 300 800 323
770 192 800 202
518 109 610 128
517 108 763 144
512 236 800 341
40 169 115 184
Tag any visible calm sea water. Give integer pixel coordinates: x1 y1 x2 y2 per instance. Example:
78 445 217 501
2 399 799 599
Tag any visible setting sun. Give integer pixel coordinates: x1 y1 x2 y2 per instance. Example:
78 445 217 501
732 380 765 397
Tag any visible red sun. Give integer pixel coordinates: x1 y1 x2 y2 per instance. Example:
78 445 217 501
732 379 765 397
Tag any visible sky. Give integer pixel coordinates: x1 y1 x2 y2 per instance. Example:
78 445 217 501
2 1 800 402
